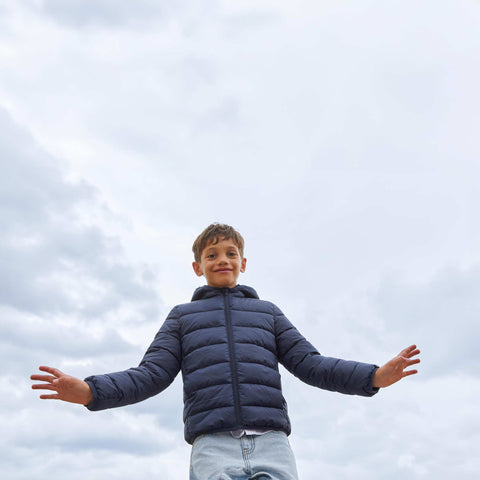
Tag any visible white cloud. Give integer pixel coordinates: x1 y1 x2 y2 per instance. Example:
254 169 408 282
374 264 480 377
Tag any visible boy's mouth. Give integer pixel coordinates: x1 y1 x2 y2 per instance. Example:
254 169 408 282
215 269 232 273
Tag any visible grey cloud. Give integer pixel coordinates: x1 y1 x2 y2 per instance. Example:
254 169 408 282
0 107 160 321
35 0 218 30
1 445 189 480
37 0 167 28
221 10 279 37
1 120 94 231
4 406 181 458
0 315 136 362
286 371 479 479
130 376 183 427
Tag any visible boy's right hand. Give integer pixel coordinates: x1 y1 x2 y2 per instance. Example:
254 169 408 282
31 366 94 406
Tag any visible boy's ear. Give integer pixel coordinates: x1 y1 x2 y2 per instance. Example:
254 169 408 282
192 262 203 277
240 257 247 273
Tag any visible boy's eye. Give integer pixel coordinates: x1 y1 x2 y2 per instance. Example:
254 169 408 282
228 252 237 257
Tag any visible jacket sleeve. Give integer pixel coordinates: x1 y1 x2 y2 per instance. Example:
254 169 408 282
273 305 379 397
84 307 182 411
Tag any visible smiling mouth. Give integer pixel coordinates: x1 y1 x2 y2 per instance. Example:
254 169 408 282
215 269 232 273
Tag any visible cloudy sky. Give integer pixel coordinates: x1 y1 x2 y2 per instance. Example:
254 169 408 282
1 0 479 478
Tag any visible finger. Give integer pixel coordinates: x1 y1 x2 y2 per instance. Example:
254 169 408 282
38 366 64 377
403 369 418 377
399 345 417 356
30 374 56 383
405 348 421 359
32 383 58 391
406 358 421 366
39 394 60 400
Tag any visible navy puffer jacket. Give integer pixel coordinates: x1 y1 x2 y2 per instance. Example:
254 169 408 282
85 285 378 444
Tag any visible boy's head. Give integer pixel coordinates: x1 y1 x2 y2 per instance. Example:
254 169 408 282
192 223 246 288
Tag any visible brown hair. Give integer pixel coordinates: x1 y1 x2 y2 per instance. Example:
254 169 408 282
192 223 245 262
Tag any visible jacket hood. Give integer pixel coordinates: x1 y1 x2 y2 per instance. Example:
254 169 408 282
191 284 260 301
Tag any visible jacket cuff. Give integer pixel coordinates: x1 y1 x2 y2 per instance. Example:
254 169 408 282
364 365 380 396
83 377 102 411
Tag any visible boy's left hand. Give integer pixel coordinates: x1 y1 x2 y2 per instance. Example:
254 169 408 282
373 345 421 389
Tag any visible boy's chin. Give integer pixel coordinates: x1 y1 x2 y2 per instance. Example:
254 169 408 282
207 281 238 289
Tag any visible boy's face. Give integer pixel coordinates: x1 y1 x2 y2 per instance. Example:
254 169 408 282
192 237 246 288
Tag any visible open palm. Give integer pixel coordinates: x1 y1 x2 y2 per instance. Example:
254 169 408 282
373 345 421 389
31 366 93 405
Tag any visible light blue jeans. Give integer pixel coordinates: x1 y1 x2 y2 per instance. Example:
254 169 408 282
189 431 298 480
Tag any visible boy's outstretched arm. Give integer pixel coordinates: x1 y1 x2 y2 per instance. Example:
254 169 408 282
31 366 94 405
372 345 421 389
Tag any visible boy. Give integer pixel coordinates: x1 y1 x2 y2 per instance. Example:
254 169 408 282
31 223 420 480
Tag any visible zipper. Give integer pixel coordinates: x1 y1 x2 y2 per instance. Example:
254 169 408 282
223 289 242 426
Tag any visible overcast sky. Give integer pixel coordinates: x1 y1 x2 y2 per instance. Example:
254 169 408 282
1 1 480 479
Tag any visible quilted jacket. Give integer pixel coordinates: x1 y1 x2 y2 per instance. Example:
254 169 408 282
85 285 379 444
